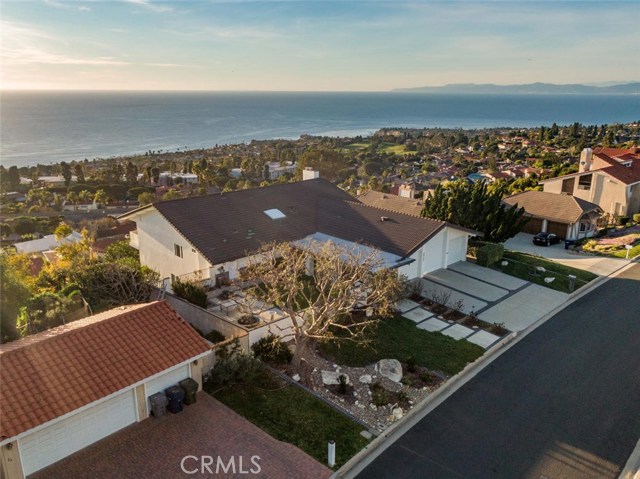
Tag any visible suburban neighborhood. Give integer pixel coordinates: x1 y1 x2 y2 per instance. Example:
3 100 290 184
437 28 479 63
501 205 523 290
1 127 639 479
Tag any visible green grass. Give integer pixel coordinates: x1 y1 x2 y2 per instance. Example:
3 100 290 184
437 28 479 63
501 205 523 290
497 250 598 293
208 370 369 468
342 142 370 151
319 315 484 376
611 241 640 259
378 143 411 156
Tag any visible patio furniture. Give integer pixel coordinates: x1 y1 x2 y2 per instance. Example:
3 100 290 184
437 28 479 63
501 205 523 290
220 299 237 315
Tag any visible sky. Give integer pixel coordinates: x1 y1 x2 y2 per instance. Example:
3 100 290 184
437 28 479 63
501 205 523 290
1 0 639 91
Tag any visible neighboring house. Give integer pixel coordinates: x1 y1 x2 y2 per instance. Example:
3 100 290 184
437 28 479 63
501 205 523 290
541 147 640 217
266 161 297 179
62 201 98 212
1 192 27 203
503 190 602 240
14 231 82 255
358 190 424 217
37 176 77 188
0 301 210 479
120 178 479 286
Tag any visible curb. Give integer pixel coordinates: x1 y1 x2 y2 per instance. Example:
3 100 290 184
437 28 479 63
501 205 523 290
333 259 639 479
619 437 640 479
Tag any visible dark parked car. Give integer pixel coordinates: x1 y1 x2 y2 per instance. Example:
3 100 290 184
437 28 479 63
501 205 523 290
532 232 562 246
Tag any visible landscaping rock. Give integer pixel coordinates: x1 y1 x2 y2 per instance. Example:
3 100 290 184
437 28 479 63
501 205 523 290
359 374 372 384
536 266 546 272
360 430 373 440
292 374 300 382
375 359 403 383
544 277 555 284
321 370 349 385
392 407 403 421
501 260 509 266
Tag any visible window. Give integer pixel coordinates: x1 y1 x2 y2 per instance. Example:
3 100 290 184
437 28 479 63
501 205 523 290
579 222 589 232
578 174 592 190
174 244 183 258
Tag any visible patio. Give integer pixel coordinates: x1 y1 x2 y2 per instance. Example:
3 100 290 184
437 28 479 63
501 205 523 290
29 393 331 479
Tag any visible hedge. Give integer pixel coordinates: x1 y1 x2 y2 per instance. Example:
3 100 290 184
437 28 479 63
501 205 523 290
476 242 504 267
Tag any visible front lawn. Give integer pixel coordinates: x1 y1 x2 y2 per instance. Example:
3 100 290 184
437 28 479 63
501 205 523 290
319 315 484 376
207 370 369 468
497 251 597 293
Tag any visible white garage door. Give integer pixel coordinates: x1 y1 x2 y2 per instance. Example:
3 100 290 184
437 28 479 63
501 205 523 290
19 389 136 475
145 364 190 399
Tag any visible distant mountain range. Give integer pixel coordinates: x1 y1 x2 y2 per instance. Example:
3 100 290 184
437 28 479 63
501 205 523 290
392 82 640 94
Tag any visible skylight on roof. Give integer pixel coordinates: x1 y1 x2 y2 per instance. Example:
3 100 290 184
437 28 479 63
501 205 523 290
264 208 286 220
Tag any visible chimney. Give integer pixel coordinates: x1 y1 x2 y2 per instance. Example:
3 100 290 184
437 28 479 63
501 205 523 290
398 183 415 199
579 148 593 173
302 167 320 181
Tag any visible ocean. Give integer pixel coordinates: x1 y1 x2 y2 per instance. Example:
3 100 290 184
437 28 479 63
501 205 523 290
1 91 639 168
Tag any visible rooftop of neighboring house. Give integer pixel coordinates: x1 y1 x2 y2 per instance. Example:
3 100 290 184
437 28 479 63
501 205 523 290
121 179 478 266
503 190 602 224
0 301 210 440
542 147 640 186
357 190 424 217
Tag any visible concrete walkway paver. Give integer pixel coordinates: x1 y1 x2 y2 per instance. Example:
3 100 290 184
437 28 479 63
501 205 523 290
419 279 487 314
401 308 433 323
426 268 509 302
395 299 421 313
416 318 449 332
478 284 568 332
448 261 528 290
466 330 501 348
440 324 474 340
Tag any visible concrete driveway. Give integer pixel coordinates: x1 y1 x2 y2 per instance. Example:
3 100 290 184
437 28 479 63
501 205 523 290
504 233 630 277
30 393 331 479
419 262 568 332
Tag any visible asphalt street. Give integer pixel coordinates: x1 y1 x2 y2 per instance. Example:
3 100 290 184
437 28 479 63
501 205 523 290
357 264 640 479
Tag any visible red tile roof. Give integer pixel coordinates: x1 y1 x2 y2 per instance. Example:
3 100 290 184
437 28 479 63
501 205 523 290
0 301 210 440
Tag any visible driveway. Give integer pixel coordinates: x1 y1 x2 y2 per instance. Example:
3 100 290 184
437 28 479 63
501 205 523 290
505 233 630 276
30 393 331 479
419 261 568 332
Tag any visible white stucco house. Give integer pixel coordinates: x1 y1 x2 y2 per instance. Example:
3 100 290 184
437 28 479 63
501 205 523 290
120 178 479 286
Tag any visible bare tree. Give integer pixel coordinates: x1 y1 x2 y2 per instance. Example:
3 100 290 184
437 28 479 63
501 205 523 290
241 241 405 378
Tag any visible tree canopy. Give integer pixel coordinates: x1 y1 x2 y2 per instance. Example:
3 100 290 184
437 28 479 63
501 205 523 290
240 241 405 380
421 180 527 243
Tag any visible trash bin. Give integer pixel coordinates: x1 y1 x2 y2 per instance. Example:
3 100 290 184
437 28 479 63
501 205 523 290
149 392 169 418
164 385 185 414
179 378 199 406
564 240 574 250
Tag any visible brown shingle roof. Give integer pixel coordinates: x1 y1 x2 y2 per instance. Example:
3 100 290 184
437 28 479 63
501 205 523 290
318 199 447 257
0 301 210 440
357 190 424 217
138 179 475 264
503 191 601 224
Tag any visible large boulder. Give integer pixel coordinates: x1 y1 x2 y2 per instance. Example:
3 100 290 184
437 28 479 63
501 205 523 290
375 359 403 383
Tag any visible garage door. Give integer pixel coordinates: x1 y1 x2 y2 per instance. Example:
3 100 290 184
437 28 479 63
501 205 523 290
547 221 569 239
19 390 136 475
521 217 544 234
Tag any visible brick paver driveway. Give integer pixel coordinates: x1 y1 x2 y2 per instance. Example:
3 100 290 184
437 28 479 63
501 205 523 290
30 393 331 479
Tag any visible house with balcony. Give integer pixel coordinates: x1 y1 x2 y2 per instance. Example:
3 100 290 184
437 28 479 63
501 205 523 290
119 177 479 287
541 147 640 218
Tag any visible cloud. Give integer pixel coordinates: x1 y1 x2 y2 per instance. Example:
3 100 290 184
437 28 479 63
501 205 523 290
1 20 128 66
42 0 91 12
124 0 173 13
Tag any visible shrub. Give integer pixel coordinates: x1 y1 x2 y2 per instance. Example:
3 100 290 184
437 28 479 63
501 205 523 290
207 353 265 390
251 334 292 364
633 214 640 224
59 282 81 297
370 382 390 407
618 216 630 226
204 329 226 344
405 355 417 373
171 278 207 308
338 374 348 395
476 243 504 267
